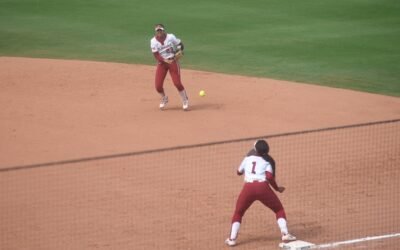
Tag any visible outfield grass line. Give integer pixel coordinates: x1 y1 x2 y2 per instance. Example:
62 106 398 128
314 232 400 249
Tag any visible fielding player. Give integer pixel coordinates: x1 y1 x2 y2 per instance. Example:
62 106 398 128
225 139 297 246
150 24 189 111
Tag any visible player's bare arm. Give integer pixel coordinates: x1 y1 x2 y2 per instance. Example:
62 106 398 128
266 171 285 192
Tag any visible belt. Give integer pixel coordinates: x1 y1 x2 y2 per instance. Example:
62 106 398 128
245 180 266 183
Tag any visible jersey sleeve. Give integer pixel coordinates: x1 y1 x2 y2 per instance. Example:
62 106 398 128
265 161 273 174
150 38 158 53
237 157 246 174
169 34 181 46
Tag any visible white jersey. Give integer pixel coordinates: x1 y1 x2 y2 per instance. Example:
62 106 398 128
150 33 181 60
238 155 273 183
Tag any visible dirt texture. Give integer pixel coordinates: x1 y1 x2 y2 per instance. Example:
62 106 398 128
1 57 399 249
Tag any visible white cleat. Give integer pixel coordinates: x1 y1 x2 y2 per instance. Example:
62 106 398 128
159 96 168 110
182 100 189 111
282 233 297 242
182 99 189 111
225 238 236 246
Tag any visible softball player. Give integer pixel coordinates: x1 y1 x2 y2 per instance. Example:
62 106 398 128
225 140 296 247
150 24 189 111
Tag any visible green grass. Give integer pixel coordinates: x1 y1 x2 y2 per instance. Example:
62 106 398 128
1 0 399 96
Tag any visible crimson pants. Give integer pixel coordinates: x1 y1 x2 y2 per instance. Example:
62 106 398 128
155 61 184 93
232 182 286 223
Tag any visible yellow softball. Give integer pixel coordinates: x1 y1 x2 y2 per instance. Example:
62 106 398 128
199 90 206 97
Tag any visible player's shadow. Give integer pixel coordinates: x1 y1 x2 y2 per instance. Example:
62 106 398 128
239 235 277 244
165 103 223 111
290 221 322 239
189 103 224 111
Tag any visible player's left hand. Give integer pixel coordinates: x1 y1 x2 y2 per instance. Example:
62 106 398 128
277 186 285 193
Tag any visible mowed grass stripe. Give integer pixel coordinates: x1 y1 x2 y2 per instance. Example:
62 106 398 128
0 0 399 96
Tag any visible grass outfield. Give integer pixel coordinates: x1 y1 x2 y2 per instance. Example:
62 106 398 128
1 0 399 96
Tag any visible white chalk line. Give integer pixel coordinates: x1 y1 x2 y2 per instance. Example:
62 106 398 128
312 232 400 249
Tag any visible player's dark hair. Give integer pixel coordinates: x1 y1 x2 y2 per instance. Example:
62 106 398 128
247 141 275 176
254 139 269 155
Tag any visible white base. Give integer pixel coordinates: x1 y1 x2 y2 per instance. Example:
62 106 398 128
279 240 316 250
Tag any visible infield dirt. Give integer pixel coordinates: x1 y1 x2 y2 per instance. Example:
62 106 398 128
0 57 399 249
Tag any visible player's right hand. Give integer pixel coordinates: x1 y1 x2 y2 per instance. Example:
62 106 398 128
277 186 285 193
164 58 174 64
